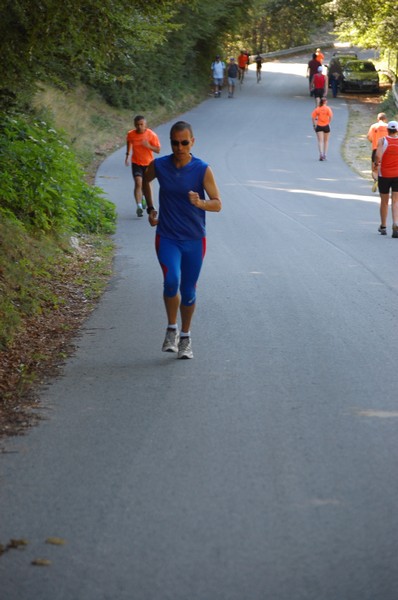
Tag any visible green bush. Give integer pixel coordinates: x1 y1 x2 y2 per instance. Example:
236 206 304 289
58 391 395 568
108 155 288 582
0 217 60 349
0 113 116 235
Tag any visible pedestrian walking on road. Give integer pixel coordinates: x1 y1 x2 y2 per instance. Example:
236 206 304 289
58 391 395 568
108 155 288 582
227 57 239 97
328 66 340 98
311 66 328 106
307 53 321 96
143 121 222 359
315 47 324 65
211 56 225 97
238 50 248 83
255 54 263 82
125 115 161 217
312 97 333 161
374 120 398 237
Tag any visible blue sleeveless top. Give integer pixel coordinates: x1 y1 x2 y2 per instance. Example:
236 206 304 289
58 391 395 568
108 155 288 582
154 154 208 240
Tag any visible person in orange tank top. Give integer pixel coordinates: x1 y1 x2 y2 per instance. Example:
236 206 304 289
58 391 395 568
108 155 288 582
311 97 333 161
374 120 398 237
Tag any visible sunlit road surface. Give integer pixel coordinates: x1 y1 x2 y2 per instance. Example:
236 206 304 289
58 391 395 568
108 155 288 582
1 51 397 600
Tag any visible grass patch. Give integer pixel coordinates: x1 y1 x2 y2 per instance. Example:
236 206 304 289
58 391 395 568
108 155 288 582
0 219 114 431
32 84 206 172
380 89 398 117
0 217 114 351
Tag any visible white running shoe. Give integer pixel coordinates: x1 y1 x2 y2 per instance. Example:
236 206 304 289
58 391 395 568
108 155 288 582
177 337 193 359
162 328 179 353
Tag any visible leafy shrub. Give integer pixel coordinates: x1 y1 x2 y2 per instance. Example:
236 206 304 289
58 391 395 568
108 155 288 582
0 113 116 235
0 217 59 349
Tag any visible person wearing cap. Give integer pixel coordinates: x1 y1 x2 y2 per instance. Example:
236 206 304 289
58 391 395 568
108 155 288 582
311 97 333 161
367 112 388 175
227 57 239 97
211 55 225 97
311 66 328 106
374 120 398 237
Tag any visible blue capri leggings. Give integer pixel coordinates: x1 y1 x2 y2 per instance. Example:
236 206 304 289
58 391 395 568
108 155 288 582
156 235 206 306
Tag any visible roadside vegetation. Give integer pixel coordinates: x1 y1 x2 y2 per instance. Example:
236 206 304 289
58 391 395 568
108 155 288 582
0 0 397 438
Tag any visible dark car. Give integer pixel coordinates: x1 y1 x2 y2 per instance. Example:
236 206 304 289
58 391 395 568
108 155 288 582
340 60 379 93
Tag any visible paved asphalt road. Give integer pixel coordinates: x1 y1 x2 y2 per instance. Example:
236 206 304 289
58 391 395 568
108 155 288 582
1 55 398 600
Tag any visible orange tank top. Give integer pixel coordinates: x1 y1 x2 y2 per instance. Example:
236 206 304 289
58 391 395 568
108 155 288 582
380 136 398 178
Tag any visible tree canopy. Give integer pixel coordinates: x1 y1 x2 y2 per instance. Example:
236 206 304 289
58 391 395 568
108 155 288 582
332 0 398 54
240 0 330 54
0 0 181 107
0 0 333 111
1 0 396 113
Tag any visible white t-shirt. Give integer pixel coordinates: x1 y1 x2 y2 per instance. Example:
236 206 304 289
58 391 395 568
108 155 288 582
212 61 225 78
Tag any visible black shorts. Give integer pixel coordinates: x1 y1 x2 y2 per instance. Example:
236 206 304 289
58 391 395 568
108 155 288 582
314 88 324 98
132 163 147 178
315 125 330 133
378 176 398 194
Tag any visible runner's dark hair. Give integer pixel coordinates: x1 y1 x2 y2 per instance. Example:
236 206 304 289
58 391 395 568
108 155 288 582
170 121 193 138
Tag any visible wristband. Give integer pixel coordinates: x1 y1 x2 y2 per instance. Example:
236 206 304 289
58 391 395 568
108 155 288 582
147 206 155 215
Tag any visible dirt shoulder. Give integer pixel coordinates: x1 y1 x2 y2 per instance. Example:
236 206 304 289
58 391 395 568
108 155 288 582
341 86 392 178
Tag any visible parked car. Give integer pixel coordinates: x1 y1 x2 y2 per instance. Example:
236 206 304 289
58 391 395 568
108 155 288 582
326 52 358 82
331 50 358 58
340 60 380 92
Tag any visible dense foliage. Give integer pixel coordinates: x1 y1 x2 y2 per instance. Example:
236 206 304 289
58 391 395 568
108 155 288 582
0 0 333 112
0 0 181 109
78 0 252 109
240 0 331 54
332 0 398 52
1 0 396 114
0 113 116 234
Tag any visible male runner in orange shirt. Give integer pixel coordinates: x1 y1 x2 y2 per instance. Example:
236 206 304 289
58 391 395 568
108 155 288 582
367 112 388 174
125 115 161 217
238 50 248 81
315 48 324 64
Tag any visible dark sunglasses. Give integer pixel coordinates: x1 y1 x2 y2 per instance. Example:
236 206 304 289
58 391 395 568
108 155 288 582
171 139 190 146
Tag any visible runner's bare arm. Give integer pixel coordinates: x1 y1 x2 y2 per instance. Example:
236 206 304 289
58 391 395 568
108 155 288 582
188 166 222 212
125 142 132 165
143 161 155 200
